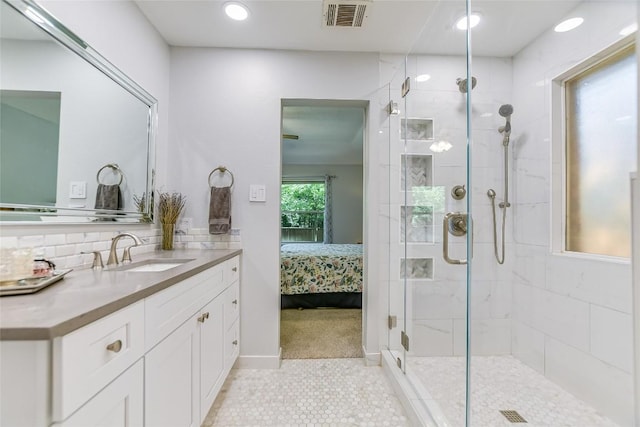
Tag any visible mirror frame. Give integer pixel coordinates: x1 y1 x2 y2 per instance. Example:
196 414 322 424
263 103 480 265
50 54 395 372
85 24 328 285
1 0 157 223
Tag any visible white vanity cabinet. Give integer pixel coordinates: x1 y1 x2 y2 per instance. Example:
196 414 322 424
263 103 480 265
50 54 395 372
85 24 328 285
0 253 241 427
54 360 144 427
144 256 240 427
52 300 145 422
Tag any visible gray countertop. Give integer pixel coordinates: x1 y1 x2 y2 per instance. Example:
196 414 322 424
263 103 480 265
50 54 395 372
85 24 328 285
0 249 242 340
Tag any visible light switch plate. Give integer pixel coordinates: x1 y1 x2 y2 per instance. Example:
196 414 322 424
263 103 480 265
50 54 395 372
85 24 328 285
69 181 87 199
249 185 266 202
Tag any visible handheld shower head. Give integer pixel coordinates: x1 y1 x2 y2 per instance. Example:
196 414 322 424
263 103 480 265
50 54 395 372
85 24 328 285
498 104 513 140
499 104 513 118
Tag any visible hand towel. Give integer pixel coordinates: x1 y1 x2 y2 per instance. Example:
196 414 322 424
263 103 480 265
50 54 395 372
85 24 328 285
209 186 231 234
95 184 122 210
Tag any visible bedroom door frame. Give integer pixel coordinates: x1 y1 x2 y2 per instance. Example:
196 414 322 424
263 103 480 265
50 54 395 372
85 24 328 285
279 98 374 359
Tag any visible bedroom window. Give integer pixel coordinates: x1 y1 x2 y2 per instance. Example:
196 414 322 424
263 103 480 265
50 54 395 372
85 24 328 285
281 181 325 243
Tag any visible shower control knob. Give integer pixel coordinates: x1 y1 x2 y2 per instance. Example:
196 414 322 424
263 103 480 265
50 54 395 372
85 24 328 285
451 185 466 200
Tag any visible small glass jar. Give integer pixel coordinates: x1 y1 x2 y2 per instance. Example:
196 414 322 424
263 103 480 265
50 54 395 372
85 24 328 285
33 259 55 277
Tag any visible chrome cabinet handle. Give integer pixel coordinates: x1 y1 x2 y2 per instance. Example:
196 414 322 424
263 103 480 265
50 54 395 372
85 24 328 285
232 267 237 272
232 299 238 305
197 314 206 323
443 212 468 265
232 340 238 346
204 312 210 319
106 340 122 353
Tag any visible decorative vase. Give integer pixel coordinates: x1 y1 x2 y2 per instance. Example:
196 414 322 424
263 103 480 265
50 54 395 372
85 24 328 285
161 223 175 250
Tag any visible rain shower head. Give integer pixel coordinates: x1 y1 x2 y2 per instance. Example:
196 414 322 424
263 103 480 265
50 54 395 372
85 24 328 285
456 76 477 93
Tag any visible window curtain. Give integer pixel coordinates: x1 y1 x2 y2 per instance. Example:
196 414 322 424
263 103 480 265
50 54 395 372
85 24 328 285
323 175 333 243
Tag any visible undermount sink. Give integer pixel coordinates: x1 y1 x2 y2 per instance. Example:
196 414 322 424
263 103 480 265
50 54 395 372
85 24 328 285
120 259 194 272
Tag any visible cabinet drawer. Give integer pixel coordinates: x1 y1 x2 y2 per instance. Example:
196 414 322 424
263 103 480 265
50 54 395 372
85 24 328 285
223 281 239 331
145 264 223 350
224 320 239 370
54 359 143 427
223 256 239 285
52 301 144 422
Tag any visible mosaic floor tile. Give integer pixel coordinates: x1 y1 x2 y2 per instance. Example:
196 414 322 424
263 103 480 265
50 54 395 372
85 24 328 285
203 358 410 427
408 355 620 427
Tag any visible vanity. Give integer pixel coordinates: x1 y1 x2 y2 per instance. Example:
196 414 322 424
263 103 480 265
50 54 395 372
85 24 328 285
0 249 241 427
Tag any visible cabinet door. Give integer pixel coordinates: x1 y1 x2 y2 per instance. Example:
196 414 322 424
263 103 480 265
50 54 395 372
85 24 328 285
145 314 200 427
54 360 143 427
199 297 224 422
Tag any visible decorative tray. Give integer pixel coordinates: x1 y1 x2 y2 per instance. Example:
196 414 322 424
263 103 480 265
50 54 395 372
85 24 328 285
0 269 73 296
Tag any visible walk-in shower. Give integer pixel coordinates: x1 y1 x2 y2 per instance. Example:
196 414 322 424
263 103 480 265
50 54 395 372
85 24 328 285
487 104 514 264
385 1 636 425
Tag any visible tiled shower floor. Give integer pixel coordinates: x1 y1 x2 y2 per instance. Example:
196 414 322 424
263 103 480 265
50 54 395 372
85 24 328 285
408 355 620 427
203 358 410 426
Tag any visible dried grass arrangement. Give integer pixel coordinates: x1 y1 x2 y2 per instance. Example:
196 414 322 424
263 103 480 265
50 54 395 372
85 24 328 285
157 192 186 250
133 192 154 223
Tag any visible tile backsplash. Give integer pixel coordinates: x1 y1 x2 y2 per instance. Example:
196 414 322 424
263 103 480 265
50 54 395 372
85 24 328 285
0 227 241 270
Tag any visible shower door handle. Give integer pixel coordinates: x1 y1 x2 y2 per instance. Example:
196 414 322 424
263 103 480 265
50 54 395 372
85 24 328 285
443 212 468 265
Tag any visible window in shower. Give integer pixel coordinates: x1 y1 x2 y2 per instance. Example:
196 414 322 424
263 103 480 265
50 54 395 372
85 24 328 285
565 42 637 258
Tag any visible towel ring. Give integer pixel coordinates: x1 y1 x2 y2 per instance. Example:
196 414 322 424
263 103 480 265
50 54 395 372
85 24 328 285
96 163 124 185
208 166 234 188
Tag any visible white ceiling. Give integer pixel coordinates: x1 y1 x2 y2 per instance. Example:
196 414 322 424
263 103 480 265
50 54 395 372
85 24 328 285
133 0 585 165
135 0 584 56
282 104 365 165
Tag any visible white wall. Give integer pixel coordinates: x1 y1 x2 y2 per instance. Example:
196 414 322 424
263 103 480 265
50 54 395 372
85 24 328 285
168 47 386 366
282 164 363 244
511 2 636 424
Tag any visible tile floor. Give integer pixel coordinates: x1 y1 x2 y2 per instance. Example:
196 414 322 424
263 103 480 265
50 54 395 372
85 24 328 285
408 355 620 427
203 358 410 426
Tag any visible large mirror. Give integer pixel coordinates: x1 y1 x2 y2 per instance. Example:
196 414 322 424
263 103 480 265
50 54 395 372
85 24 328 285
0 0 156 223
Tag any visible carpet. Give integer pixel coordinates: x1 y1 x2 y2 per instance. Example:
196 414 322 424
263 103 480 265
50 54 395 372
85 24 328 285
280 308 362 359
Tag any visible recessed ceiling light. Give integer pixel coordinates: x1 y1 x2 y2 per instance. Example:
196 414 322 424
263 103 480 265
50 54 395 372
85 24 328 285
619 23 638 36
554 17 583 33
455 13 481 31
224 2 249 21
415 74 431 82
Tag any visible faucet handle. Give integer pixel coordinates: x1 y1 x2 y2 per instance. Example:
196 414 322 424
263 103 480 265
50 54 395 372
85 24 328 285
122 246 136 264
82 251 104 269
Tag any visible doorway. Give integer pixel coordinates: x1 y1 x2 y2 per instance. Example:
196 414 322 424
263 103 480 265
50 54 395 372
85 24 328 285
279 99 366 359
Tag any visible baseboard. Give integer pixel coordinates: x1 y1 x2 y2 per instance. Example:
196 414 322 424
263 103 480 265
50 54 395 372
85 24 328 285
362 347 380 366
236 350 281 369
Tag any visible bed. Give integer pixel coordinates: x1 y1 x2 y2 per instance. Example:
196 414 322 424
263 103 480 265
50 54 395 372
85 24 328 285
280 243 363 309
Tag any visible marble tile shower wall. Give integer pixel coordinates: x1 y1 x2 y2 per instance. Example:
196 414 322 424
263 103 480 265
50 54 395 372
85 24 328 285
511 2 635 425
384 54 514 356
0 227 241 270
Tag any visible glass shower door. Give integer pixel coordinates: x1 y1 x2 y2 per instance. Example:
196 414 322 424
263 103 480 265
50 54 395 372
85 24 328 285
386 1 473 425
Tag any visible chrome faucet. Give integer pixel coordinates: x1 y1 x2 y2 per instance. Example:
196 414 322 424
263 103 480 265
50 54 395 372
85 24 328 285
107 233 143 267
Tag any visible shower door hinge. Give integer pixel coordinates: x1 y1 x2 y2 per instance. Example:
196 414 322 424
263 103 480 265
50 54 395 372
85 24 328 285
388 315 397 329
401 331 410 351
401 77 410 97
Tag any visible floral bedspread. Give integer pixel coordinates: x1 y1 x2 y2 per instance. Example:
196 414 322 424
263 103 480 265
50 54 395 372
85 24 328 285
280 244 363 295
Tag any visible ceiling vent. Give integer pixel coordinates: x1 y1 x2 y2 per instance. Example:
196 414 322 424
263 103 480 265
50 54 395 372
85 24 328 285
323 0 371 28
